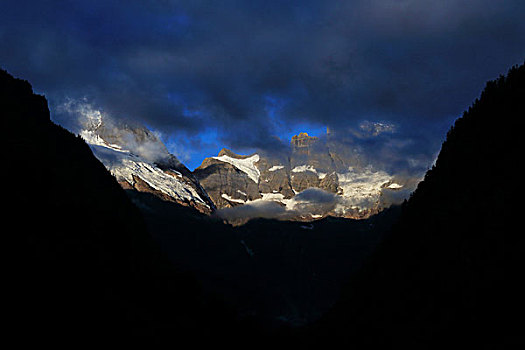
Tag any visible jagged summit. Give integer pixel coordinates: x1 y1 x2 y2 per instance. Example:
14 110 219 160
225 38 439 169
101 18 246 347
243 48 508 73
217 148 254 159
291 132 318 148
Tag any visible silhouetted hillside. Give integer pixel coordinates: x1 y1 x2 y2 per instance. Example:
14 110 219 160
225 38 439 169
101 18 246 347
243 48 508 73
308 62 525 347
2 69 267 348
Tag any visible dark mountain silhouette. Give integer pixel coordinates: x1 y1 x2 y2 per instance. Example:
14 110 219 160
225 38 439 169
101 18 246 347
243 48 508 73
306 62 525 347
2 69 271 348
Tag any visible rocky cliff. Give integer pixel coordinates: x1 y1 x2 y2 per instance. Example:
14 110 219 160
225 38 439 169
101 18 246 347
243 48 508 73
194 132 408 221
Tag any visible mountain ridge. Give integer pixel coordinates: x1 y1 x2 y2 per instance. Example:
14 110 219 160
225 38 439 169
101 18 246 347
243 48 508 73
76 113 216 214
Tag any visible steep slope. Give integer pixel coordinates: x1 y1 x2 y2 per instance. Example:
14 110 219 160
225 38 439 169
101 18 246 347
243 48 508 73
73 109 215 213
308 63 525 347
2 69 264 348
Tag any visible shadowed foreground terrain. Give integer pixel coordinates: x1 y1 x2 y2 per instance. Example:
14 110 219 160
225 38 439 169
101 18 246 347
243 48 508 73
306 62 525 348
5 61 525 347
127 190 399 326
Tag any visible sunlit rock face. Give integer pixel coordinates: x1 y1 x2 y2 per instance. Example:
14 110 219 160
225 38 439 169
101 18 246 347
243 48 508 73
74 110 215 214
194 132 411 222
193 149 263 209
291 132 318 151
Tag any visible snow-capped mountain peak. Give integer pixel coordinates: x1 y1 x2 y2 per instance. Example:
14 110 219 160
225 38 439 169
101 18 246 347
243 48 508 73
76 112 215 213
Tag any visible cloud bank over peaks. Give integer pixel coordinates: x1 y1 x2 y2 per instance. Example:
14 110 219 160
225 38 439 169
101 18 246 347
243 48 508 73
2 0 523 169
56 98 173 165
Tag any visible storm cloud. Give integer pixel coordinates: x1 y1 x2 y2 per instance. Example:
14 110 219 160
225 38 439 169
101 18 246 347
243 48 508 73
1 1 524 168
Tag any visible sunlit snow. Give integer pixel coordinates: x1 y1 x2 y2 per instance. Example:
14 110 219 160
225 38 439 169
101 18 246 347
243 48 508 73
213 154 261 183
221 193 246 204
268 165 285 172
81 130 209 207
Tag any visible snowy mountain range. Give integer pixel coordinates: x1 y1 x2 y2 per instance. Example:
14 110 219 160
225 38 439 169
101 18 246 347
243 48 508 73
194 132 409 223
75 109 411 223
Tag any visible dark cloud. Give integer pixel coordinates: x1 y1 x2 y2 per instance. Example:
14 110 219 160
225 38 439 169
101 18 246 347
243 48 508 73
1 0 524 166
